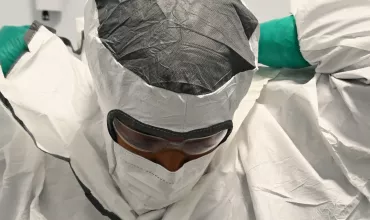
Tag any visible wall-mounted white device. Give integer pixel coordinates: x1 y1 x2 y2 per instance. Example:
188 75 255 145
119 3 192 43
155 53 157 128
35 0 64 21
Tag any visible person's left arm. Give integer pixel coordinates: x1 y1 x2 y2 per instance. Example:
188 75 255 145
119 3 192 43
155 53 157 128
0 25 30 76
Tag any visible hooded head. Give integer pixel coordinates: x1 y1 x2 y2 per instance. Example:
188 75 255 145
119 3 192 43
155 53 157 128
84 0 259 214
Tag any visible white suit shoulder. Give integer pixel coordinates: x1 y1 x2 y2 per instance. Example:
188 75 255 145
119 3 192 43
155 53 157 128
0 22 106 220
0 22 101 158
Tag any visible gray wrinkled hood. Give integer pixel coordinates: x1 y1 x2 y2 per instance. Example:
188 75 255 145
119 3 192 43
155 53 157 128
84 0 259 136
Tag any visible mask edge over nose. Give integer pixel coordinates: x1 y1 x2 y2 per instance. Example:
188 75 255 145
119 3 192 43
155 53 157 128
111 141 217 214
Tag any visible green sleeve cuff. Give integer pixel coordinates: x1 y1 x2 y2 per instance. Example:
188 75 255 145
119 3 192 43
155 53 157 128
258 15 310 69
0 25 30 76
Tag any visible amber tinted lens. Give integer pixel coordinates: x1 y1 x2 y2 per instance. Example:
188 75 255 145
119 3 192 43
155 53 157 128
181 130 227 154
113 119 227 155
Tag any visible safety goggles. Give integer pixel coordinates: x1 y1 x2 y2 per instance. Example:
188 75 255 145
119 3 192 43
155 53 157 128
113 118 228 155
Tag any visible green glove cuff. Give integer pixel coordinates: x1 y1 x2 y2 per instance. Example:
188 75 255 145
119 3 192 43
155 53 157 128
0 25 30 76
258 15 310 69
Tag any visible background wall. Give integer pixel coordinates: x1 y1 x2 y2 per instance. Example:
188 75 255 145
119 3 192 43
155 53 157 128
244 0 291 22
0 0 290 46
0 0 85 47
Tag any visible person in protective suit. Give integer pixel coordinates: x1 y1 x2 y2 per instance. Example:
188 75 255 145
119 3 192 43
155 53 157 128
0 0 261 219
1 0 370 219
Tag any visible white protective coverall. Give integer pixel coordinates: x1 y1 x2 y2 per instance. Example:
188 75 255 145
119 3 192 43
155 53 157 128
240 0 370 219
1 0 370 219
0 21 273 219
